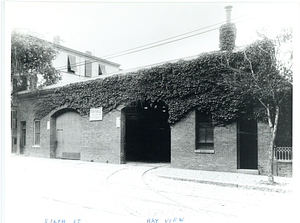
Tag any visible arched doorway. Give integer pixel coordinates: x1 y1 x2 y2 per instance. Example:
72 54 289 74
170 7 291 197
54 109 81 160
122 100 170 163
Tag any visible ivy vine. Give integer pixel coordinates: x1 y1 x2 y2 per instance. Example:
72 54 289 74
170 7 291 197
33 39 284 126
219 23 237 51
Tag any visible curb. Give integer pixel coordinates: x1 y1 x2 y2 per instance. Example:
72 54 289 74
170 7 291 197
157 175 292 193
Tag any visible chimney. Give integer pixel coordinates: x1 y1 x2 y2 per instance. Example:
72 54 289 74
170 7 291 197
225 5 233 23
219 5 236 51
53 35 60 45
85 51 92 55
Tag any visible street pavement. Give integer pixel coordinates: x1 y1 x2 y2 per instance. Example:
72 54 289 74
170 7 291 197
4 155 299 223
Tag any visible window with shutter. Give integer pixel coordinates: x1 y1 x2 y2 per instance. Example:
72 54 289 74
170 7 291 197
98 64 106 75
85 60 92 77
68 55 77 73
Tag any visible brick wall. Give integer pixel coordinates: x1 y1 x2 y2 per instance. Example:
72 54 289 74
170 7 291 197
171 110 274 176
257 122 272 175
80 111 121 164
15 92 275 176
171 110 237 172
16 92 122 164
273 161 293 177
17 96 51 158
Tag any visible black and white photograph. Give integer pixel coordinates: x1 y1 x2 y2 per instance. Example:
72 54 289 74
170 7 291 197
1 1 299 223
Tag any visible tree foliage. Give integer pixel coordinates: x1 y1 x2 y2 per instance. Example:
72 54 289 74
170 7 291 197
218 29 293 183
219 38 292 116
11 31 61 92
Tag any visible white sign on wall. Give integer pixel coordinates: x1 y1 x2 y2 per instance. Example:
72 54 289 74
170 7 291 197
90 107 103 121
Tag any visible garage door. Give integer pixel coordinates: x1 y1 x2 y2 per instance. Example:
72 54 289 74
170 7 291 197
56 111 81 160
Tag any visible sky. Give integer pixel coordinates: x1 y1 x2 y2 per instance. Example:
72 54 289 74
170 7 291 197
4 1 299 70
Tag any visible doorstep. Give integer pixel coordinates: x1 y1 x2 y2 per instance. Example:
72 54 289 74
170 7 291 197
236 169 259 175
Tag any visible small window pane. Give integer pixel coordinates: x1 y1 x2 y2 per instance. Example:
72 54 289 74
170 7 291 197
34 121 40 145
206 127 214 143
85 60 92 77
35 121 40 132
11 111 17 129
198 128 206 143
35 133 40 145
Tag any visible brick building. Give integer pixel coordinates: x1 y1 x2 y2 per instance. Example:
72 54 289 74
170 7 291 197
12 55 278 176
11 6 292 177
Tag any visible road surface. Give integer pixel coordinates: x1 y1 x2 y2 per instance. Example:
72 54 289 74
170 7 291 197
5 156 294 223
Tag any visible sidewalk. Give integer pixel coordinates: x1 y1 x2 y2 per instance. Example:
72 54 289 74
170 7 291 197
150 165 294 193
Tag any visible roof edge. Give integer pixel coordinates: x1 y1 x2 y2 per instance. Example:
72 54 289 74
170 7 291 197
52 44 121 67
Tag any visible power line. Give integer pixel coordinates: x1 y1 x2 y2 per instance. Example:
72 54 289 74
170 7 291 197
54 11 271 72
55 58 95 71
103 12 271 60
101 13 253 59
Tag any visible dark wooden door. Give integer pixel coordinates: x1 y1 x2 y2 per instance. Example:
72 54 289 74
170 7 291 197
237 120 258 169
124 101 170 162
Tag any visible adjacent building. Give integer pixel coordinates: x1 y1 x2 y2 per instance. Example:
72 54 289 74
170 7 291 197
51 35 121 85
11 35 121 153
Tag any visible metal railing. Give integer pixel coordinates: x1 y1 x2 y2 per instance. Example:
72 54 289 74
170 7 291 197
274 147 292 161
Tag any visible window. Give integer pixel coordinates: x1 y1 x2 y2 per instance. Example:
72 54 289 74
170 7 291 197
34 120 40 146
21 76 28 90
21 121 26 147
67 55 77 73
85 60 92 77
196 111 214 153
98 64 106 75
11 110 17 129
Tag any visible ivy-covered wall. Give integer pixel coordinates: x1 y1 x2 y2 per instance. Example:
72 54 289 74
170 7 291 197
33 46 247 124
31 39 291 137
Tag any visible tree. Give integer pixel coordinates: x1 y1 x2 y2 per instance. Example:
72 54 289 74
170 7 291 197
219 28 293 183
11 31 61 93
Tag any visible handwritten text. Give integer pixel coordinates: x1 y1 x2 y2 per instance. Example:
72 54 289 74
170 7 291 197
147 217 184 223
45 219 81 223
